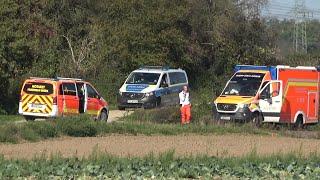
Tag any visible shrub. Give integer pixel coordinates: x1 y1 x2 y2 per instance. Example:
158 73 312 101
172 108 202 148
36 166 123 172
126 107 180 124
19 126 39 142
0 124 20 143
56 116 98 137
26 121 58 139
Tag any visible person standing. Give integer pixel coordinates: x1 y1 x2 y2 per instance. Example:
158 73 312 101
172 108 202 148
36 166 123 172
179 85 191 124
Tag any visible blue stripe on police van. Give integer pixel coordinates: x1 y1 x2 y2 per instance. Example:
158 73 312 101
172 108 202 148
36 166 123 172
126 84 149 92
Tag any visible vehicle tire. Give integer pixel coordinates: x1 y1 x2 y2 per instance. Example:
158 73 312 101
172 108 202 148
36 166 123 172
98 109 108 122
118 106 125 111
294 115 304 130
24 116 35 121
251 112 262 127
155 97 161 108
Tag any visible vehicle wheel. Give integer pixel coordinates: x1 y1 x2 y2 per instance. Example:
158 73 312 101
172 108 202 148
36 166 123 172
251 112 262 127
24 116 35 121
155 97 161 108
118 106 125 111
294 115 304 130
98 110 108 122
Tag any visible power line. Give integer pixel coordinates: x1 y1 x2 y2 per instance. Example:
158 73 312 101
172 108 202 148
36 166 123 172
293 0 310 53
263 1 320 20
263 0 316 53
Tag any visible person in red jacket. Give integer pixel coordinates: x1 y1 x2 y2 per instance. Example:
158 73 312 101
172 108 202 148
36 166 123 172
179 85 191 124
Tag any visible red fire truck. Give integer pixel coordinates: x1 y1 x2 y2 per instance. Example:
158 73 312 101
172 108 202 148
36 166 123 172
213 65 319 127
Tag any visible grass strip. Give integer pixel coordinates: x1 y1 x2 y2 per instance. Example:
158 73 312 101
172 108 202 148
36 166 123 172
0 115 268 143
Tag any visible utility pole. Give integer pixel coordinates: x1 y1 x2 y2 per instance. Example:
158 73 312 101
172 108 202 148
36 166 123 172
293 0 312 53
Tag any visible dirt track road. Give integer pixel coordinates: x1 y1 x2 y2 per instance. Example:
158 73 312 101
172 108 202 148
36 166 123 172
1 134 320 159
107 110 132 122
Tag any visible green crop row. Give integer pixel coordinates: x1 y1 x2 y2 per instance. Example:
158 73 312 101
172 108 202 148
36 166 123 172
0 151 320 179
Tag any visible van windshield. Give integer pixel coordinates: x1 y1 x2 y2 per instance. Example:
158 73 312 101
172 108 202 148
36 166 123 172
126 72 160 85
23 82 54 95
222 72 265 96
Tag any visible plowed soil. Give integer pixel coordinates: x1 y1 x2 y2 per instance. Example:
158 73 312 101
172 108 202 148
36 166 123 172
0 134 320 159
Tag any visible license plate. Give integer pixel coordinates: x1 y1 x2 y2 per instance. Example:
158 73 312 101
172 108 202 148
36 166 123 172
28 103 45 109
220 116 231 120
127 100 138 103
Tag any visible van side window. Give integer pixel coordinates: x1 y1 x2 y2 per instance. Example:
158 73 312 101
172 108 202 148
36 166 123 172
160 74 168 87
87 84 99 99
169 72 187 85
261 81 269 90
260 84 270 99
59 83 77 96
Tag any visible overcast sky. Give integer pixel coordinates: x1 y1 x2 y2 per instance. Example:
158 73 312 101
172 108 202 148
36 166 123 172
266 0 320 19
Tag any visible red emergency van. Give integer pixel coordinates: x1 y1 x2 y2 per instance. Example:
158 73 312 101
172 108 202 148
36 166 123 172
18 77 109 121
213 65 319 127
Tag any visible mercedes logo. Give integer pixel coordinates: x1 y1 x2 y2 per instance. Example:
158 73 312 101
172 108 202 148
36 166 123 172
130 94 134 98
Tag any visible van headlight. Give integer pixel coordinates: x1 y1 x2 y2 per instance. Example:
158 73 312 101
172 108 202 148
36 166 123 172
238 104 250 112
145 92 154 97
119 91 123 96
238 104 249 109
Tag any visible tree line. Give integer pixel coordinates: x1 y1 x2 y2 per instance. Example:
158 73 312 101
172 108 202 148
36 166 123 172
0 0 319 114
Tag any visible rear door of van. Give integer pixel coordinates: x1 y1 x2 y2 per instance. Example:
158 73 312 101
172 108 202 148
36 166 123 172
168 71 188 105
20 80 55 115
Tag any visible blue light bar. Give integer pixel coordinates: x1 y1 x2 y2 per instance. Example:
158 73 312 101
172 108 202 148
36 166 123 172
234 65 277 80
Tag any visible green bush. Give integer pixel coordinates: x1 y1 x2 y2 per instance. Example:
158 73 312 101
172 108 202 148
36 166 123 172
19 126 39 142
127 107 180 124
0 124 20 143
56 116 98 137
26 121 58 139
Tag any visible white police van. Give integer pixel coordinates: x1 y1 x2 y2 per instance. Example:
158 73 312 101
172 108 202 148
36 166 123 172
118 66 188 110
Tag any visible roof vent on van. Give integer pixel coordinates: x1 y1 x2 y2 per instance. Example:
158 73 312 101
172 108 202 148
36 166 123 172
29 77 54 80
139 66 170 71
56 77 83 81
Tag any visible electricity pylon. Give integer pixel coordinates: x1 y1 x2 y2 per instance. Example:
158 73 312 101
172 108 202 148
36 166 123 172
293 0 311 53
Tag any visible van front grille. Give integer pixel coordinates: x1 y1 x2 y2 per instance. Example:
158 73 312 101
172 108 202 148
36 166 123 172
217 103 237 111
123 92 144 99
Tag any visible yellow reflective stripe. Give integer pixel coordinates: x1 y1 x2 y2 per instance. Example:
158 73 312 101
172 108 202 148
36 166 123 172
22 95 54 114
87 110 99 115
284 82 318 98
22 95 33 108
22 94 29 102
39 96 52 112
64 108 78 114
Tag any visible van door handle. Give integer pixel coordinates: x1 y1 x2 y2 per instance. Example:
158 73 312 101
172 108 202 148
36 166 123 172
274 101 280 103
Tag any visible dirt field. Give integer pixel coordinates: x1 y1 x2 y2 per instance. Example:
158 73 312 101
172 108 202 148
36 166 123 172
0 134 320 159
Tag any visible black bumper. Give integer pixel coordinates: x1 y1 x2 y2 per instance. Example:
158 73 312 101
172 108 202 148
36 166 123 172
212 104 252 122
117 94 158 109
